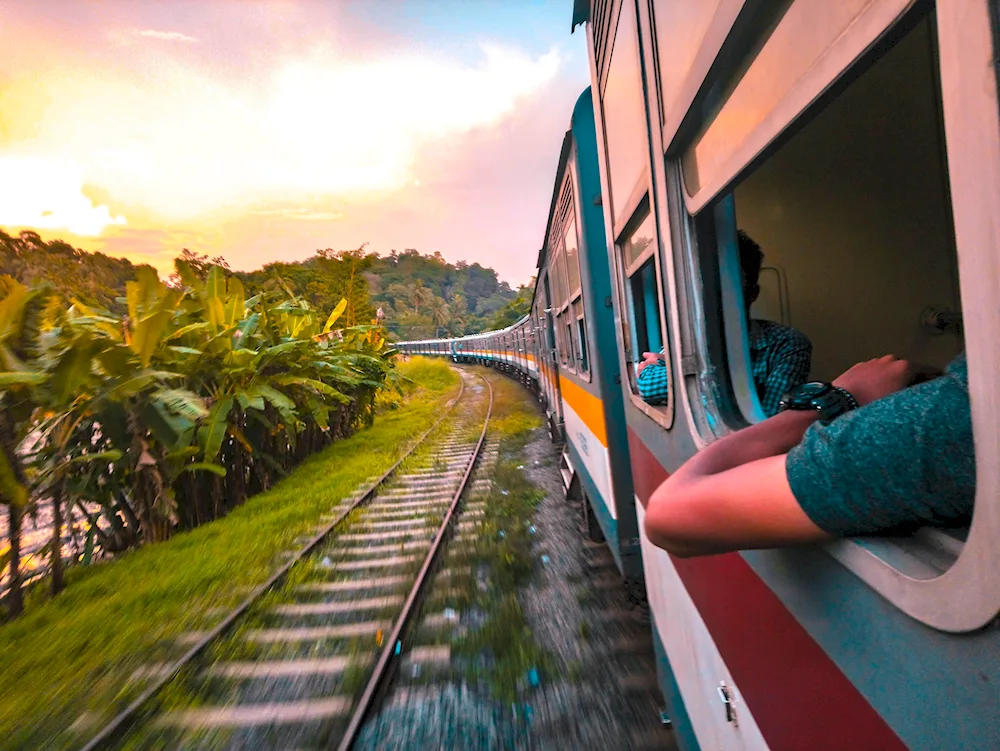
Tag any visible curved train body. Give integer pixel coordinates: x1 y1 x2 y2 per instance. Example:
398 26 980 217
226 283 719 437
401 1 1000 748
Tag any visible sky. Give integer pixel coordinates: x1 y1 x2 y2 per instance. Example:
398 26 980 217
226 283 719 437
0 1 590 286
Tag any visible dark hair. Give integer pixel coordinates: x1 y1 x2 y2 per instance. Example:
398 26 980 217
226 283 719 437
737 230 764 287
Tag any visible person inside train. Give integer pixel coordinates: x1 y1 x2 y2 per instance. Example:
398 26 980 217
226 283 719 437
642 352 973 557
636 231 812 416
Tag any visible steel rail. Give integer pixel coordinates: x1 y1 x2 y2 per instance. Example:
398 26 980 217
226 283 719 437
78 370 469 751
334 373 494 751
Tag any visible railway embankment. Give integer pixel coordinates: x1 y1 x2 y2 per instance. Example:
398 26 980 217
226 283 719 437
0 357 458 751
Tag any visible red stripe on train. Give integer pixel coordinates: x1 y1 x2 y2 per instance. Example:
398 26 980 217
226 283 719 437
627 428 906 751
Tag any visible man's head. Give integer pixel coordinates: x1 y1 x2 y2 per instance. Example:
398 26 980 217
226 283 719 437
738 230 763 308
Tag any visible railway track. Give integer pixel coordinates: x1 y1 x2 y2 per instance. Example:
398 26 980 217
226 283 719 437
81 367 493 751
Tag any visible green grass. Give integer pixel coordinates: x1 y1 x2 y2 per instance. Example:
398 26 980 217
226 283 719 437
0 357 458 751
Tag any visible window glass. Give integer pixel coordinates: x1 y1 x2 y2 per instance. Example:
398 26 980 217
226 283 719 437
602 0 649 227
623 213 656 270
564 215 582 299
553 243 570 309
683 0 912 204
700 13 963 422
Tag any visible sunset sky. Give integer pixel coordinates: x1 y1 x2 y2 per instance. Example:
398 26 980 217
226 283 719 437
0 1 589 286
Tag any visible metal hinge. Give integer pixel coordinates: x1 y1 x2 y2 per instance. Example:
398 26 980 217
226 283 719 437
605 295 613 308
681 354 699 376
614 373 621 385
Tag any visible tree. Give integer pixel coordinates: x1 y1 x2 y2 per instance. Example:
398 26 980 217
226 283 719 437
0 257 397 616
408 280 428 314
428 297 451 337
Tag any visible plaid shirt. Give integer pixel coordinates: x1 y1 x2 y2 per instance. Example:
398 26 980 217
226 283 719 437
636 319 812 417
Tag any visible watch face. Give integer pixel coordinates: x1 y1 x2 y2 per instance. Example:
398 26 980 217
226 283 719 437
797 382 832 399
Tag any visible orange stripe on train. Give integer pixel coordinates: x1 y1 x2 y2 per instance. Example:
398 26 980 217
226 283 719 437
558 376 608 447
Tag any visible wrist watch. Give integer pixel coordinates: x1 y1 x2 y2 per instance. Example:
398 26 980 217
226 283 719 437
778 382 858 423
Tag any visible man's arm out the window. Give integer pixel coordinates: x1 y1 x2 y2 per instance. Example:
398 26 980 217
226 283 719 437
645 356 915 557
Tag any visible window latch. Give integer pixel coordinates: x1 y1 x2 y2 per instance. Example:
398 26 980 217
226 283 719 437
717 682 737 725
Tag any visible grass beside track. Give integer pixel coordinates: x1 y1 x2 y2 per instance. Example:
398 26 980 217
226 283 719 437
0 357 458 751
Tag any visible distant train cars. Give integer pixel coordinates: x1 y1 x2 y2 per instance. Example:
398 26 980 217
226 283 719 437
401 1 1000 748
400 89 643 587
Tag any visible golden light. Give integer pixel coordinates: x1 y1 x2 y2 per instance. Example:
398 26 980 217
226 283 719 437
0 37 561 227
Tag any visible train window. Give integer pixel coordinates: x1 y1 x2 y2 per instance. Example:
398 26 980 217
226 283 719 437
678 2 1000 631
617 205 673 425
564 215 582 300
700 12 962 424
601 0 649 230
574 299 589 375
565 316 576 370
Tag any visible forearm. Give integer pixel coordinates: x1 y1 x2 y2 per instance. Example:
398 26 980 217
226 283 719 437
673 410 819 482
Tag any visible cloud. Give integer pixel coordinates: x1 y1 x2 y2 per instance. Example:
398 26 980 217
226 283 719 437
250 206 345 222
0 156 127 236
3 40 562 220
134 29 198 43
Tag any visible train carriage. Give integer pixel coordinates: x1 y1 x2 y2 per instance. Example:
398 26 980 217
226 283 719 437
575 0 1000 749
535 88 644 583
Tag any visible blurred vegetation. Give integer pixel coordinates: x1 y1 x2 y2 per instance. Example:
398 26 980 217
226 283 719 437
0 357 459 751
0 246 397 620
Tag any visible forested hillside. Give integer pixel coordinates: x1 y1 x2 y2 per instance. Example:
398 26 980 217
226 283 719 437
0 231 533 339
0 230 141 314
240 247 533 339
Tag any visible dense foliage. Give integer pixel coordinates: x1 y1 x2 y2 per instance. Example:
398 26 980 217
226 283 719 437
0 231 533 342
0 256 395 618
0 229 140 315
240 247 533 339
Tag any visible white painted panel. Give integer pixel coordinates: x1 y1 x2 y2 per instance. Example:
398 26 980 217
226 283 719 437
562 400 616 520
636 502 770 751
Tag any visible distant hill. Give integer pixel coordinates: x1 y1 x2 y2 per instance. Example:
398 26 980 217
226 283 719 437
0 231 532 339
0 230 143 314
239 247 532 340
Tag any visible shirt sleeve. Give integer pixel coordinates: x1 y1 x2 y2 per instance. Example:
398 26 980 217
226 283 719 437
785 369 975 537
758 330 812 417
636 359 669 405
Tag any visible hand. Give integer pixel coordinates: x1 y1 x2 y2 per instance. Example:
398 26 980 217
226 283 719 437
636 351 663 376
833 355 913 407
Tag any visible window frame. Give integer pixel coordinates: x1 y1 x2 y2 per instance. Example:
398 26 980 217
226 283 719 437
669 0 1000 633
613 199 675 429
679 0 918 215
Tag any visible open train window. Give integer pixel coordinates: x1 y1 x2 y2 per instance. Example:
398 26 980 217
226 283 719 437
574 299 589 375
675 0 1000 632
616 203 673 427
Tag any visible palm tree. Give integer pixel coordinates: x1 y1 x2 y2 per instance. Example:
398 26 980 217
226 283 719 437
408 280 428 314
429 298 451 337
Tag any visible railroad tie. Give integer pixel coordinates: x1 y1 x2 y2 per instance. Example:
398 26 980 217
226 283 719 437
157 697 351 728
245 620 388 643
